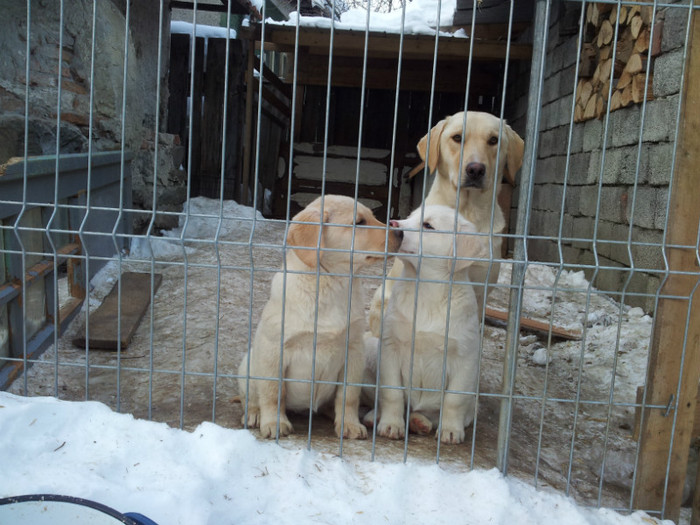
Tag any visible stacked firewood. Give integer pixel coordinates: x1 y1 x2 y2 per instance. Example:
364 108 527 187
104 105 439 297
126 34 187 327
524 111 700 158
574 3 663 122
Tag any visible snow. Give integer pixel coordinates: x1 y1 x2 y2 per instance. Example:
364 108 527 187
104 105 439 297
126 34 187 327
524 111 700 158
4 196 686 522
271 0 463 37
0 392 671 525
171 20 237 40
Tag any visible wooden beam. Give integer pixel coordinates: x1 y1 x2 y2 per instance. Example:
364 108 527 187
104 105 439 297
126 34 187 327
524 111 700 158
241 24 532 61
293 53 499 93
633 5 700 522
484 307 582 340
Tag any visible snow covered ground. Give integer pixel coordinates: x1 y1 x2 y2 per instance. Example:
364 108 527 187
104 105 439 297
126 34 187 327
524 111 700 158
0 392 671 525
3 196 687 522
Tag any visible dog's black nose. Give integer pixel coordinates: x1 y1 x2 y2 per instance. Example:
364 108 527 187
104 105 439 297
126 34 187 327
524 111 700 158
465 162 486 181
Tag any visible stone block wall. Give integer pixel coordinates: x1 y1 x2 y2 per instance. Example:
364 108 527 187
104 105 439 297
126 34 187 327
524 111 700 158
0 1 185 233
506 2 687 312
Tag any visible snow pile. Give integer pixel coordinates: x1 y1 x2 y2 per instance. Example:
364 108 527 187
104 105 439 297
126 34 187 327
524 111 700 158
130 197 269 260
0 392 671 525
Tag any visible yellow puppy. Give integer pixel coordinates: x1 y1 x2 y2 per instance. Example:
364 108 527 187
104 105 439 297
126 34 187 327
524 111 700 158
238 195 403 439
369 111 524 336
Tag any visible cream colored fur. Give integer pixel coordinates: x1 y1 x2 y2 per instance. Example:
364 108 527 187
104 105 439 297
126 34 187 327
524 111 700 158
369 111 524 337
238 195 402 439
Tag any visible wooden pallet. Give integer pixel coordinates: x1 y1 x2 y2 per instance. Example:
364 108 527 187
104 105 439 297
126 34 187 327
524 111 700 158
73 272 162 351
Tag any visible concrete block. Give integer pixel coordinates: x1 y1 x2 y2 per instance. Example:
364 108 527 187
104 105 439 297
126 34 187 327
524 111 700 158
601 145 649 185
535 155 567 184
661 6 689 53
555 93 575 128
647 142 674 186
538 125 568 158
599 186 627 224
586 150 603 184
653 48 684 97
558 35 580 71
532 183 565 213
630 227 664 272
582 118 603 152
609 105 642 148
628 186 660 230
642 95 680 143
567 152 592 186
564 185 581 216
579 184 602 218
542 72 562 106
559 64 576 98
569 123 584 154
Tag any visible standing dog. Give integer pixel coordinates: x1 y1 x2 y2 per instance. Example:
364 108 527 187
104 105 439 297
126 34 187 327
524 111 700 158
369 111 524 336
374 205 488 444
238 195 402 439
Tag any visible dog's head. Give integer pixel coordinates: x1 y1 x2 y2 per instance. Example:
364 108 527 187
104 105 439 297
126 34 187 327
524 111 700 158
287 195 402 271
417 111 524 194
393 205 488 274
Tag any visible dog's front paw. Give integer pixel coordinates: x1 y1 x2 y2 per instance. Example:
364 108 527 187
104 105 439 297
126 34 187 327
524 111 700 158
241 407 260 428
259 417 294 439
377 418 405 440
336 420 368 440
408 412 433 435
438 424 465 445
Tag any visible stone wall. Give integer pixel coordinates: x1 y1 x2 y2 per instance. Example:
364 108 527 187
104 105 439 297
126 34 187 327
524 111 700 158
507 2 687 312
0 0 186 233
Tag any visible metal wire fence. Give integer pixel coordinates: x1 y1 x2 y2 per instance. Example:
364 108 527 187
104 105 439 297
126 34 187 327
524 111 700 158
1 0 699 522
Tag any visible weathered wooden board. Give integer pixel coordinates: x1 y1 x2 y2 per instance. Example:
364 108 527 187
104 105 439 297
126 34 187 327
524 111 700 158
73 272 162 351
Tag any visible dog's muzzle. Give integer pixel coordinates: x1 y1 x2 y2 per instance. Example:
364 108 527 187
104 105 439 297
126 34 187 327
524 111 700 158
461 162 486 189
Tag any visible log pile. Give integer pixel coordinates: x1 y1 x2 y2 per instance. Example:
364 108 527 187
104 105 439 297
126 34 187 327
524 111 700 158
574 3 663 123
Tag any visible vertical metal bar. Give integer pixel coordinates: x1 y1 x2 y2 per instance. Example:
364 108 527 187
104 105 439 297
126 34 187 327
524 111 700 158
371 0 408 463
77 0 98 401
14 0 32 396
46 0 65 396
144 0 166 421
111 0 132 413
179 0 199 429
496 0 550 474
212 0 234 424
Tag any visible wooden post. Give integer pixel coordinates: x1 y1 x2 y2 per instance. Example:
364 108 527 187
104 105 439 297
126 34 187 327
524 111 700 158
633 5 700 521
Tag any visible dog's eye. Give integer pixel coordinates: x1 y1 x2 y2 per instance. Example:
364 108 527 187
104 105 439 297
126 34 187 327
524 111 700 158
451 134 462 144
422 222 434 230
356 218 366 226
488 136 499 145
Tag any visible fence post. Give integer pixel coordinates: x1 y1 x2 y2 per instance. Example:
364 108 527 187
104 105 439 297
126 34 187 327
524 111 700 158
633 4 700 521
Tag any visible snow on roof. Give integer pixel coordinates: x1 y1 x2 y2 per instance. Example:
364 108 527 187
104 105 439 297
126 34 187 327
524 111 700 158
270 0 467 37
171 20 238 40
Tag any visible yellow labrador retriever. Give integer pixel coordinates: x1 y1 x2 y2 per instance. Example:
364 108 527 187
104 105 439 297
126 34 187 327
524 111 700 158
369 111 524 337
373 205 489 444
238 195 403 439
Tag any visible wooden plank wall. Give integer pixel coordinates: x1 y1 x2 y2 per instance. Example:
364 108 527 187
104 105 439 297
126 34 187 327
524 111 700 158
167 35 248 201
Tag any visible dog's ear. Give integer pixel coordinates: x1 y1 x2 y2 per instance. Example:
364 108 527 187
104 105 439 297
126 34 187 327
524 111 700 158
287 206 329 268
503 124 524 186
454 221 487 272
417 119 447 175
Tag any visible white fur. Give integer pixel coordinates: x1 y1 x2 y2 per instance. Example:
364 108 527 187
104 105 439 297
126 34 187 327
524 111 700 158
372 205 488 445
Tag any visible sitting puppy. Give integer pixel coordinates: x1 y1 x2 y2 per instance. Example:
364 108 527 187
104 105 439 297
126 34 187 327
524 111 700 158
238 195 402 439
373 205 488 445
